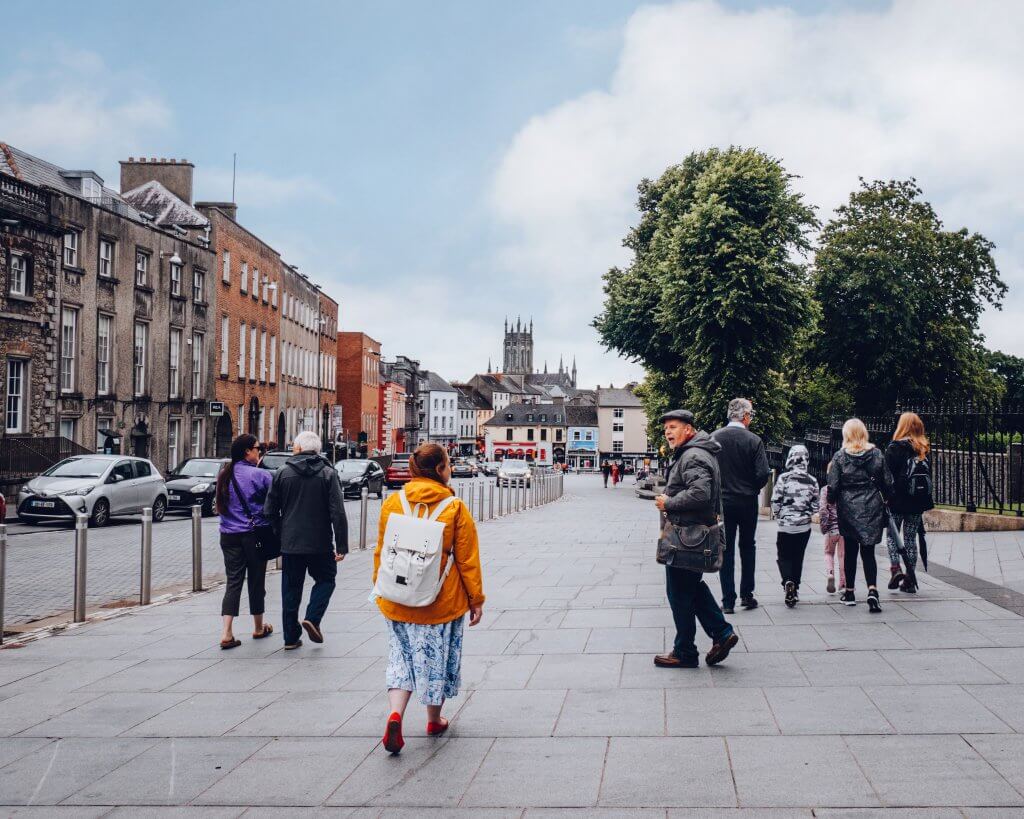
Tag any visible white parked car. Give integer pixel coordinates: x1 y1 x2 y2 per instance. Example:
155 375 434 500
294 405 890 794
497 460 532 488
17 455 168 527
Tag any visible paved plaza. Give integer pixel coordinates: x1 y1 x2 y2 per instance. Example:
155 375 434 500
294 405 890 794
2 475 1024 814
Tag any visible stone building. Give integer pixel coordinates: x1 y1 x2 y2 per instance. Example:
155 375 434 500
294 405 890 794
419 370 457 450
503 316 534 375
336 331 381 455
597 386 653 470
381 355 421 452
278 263 322 446
317 291 338 443
483 402 566 466
378 370 406 455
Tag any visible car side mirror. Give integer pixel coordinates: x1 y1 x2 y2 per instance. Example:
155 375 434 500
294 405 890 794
108 473 123 483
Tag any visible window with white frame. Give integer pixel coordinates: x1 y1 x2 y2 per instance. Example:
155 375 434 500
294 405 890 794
220 316 229 375
613 408 624 418
191 418 203 458
271 281 277 307
133 322 149 396
269 335 276 383
193 268 205 302
192 332 203 399
98 239 114 278
96 314 112 394
59 417 77 442
262 277 268 303
135 250 149 286
585 430 594 441
9 252 27 296
169 328 182 398
613 440 624 453
249 325 257 379
5 359 26 433
60 306 78 392
240 261 248 293
222 250 231 283
238 322 246 379
96 416 113 451
613 422 624 432
237 404 243 435
167 418 181 470
63 232 79 267
251 267 258 299
259 330 267 381
169 261 182 296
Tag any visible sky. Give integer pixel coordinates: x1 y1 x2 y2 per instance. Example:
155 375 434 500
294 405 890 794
2 0 1022 388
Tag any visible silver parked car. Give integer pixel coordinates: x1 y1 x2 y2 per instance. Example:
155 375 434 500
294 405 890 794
497 459 532 487
17 455 168 527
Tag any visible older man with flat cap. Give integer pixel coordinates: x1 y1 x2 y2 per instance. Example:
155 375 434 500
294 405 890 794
653 409 738 669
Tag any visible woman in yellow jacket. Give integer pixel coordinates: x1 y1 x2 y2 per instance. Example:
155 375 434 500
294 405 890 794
373 443 485 754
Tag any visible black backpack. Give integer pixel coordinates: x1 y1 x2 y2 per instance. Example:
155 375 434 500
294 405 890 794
905 455 932 504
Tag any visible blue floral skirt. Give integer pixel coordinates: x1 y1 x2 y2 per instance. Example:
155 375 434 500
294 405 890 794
385 615 465 706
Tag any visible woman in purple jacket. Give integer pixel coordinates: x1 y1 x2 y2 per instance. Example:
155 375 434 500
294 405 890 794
216 434 274 649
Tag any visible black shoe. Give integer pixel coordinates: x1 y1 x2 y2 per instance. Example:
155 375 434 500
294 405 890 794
841 589 856 606
887 568 904 590
706 632 739 666
899 569 918 594
784 581 797 608
284 639 303 650
867 590 882 613
722 605 735 614
740 596 758 610
302 619 324 643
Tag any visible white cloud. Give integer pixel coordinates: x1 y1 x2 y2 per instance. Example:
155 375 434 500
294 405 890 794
490 0 1024 374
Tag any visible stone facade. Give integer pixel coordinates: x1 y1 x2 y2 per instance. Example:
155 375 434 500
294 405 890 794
277 262 320 446
318 291 338 443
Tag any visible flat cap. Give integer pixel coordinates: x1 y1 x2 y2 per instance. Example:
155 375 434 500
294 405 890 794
659 409 695 425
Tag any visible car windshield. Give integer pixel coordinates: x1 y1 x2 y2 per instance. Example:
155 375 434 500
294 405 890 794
261 453 291 469
173 460 223 477
336 460 368 474
501 461 529 473
42 457 110 478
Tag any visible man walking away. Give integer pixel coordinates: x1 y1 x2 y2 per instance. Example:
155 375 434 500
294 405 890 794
712 398 770 613
602 460 611 488
264 431 348 649
654 410 738 669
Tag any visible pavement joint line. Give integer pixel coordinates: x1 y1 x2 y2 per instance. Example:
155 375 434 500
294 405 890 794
841 732 884 806
960 733 1024 802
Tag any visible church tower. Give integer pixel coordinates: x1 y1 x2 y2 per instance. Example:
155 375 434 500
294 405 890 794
503 316 534 375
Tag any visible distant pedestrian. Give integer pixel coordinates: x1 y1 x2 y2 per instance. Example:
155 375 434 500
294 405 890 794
215 433 274 649
712 398 771 613
884 412 934 593
602 461 611 487
374 443 484 754
654 410 738 669
611 463 620 486
827 418 893 612
770 444 820 607
263 430 348 649
819 471 846 594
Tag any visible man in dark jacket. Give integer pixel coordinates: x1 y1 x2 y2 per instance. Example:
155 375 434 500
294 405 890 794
264 431 348 649
712 398 771 613
654 410 738 669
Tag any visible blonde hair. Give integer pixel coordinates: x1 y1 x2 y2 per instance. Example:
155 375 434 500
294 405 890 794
842 418 874 453
892 411 930 459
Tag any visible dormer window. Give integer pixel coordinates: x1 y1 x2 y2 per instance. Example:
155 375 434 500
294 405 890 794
527 413 534 422
81 177 102 201
505 412 513 421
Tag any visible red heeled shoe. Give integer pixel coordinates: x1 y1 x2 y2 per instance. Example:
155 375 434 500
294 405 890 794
426 717 449 736
383 711 404 754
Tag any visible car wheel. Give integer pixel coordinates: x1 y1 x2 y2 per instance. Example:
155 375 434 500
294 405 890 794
90 498 111 528
377 481 384 499
151 496 167 522
201 498 215 517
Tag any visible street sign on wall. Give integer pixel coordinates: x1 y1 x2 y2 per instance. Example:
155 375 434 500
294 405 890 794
208 401 225 417
331 404 343 433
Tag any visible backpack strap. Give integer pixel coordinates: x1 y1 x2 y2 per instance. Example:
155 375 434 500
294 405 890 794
398 487 413 516
428 495 457 522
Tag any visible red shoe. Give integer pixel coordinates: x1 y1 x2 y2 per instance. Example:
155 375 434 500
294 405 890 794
426 717 449 736
383 711 404 754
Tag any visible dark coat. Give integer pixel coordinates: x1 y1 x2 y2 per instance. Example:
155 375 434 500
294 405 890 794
885 439 934 515
662 430 722 528
711 424 771 503
264 452 348 555
826 447 893 546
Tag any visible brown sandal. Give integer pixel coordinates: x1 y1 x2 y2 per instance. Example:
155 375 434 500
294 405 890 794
220 638 241 650
253 623 274 639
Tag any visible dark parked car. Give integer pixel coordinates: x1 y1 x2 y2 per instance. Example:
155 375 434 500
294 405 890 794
335 459 385 498
385 455 412 489
259 451 293 473
166 458 228 517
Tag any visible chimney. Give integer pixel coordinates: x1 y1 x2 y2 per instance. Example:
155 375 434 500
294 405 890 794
195 201 238 221
119 157 195 204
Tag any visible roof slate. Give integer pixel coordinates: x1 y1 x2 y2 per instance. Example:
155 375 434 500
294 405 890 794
484 403 567 426
596 387 643 408
565 405 599 427
121 180 209 228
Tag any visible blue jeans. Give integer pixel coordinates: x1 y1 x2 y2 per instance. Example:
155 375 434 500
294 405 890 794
281 553 337 645
720 496 759 606
665 566 733 663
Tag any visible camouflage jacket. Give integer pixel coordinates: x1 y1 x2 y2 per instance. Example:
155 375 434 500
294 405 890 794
771 467 820 533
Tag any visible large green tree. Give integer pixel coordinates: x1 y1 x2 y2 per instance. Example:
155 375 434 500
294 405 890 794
813 179 1006 412
595 147 818 441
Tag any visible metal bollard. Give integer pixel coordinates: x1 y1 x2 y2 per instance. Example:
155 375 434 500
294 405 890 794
518 478 525 512
74 513 88 622
0 524 6 644
477 481 485 521
468 483 475 518
489 482 495 520
191 504 203 591
359 486 369 550
140 507 153 606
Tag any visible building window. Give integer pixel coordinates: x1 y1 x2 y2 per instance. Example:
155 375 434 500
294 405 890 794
9 252 27 296
237 404 243 435
527 428 535 441
240 261 248 293
135 250 149 286
169 328 182 398
5 359 26 433
193 268 205 302
540 428 548 441
271 280 278 307
613 440 624 453
249 326 257 379
60 306 78 393
192 332 204 400
261 277 268 303
220 316 229 375
585 431 594 441
96 416 113 452
613 422 624 433
251 267 258 300
169 261 182 296
613 408 624 419
556 429 563 442
81 177 102 201
238 322 246 379
573 430 581 441
96 314 112 394
134 322 149 396
222 250 231 284
98 239 114 278
168 418 181 470
191 418 203 458
269 334 276 383
259 330 267 381
63 232 79 267
59 417 77 442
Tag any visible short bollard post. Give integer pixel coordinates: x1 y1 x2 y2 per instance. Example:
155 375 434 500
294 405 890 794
191 504 203 592
140 507 153 606
359 486 369 550
468 483 475 518
477 481 485 521
497 481 504 516
0 523 7 644
518 478 525 511
489 482 495 520
74 513 88 622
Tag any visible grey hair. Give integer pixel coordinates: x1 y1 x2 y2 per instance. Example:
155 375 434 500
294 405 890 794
293 430 322 453
727 398 753 422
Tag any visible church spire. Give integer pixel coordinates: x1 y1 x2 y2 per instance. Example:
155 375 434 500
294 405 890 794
558 355 564 375
488 357 492 374
544 360 548 374
572 355 578 387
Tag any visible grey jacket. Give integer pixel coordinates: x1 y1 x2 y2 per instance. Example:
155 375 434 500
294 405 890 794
826 447 893 546
663 430 722 528
264 452 348 555
770 444 820 533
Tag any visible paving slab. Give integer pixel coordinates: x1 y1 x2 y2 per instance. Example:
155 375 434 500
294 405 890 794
599 736 735 807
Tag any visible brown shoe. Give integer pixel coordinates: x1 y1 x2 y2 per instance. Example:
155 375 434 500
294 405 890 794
705 632 739 666
654 652 699 669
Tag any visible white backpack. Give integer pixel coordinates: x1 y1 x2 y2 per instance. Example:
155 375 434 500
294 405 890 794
373 489 458 607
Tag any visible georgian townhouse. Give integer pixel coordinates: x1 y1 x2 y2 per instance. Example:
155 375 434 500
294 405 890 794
483 402 566 467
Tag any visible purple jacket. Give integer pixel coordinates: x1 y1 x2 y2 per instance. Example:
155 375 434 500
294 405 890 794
219 460 273 535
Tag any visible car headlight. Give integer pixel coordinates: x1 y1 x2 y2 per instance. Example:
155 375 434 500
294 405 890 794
192 483 210 493
66 485 96 497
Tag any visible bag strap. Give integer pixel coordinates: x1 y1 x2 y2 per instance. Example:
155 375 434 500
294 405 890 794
428 495 457 522
398 487 413 516
396 487 457 522
229 467 256 529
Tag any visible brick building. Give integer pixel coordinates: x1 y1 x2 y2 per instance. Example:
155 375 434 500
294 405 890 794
278 263 320 446
378 372 406 455
336 331 381 455
317 291 338 443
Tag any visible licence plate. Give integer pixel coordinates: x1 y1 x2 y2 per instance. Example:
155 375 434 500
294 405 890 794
169 494 181 501
33 500 55 508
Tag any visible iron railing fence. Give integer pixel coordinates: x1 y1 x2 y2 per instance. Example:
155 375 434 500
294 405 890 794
768 403 1024 516
0 436 93 482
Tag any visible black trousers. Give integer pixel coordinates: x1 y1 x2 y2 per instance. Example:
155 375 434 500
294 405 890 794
220 534 267 617
776 530 811 589
665 566 732 663
843 539 878 590
281 553 338 645
720 495 759 606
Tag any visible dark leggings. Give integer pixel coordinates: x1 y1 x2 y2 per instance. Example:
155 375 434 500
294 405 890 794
843 539 878 591
220 536 267 617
